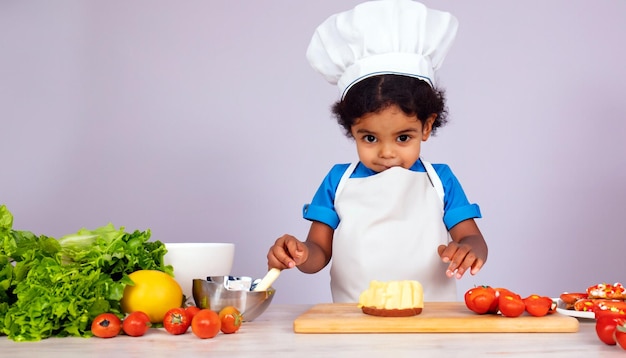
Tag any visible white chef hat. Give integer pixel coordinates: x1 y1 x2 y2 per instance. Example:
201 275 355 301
306 0 458 99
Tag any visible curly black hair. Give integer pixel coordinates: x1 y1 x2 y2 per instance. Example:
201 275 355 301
331 74 448 138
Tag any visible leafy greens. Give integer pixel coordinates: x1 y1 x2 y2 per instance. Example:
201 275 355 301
0 205 172 341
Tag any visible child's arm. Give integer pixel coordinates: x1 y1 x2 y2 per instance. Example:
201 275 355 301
438 219 488 279
298 221 333 273
266 221 333 273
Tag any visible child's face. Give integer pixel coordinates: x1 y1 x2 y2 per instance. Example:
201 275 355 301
350 104 435 173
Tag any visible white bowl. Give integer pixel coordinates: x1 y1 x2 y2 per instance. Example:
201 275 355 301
163 242 235 300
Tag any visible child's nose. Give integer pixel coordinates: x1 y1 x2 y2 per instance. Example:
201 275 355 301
379 143 396 158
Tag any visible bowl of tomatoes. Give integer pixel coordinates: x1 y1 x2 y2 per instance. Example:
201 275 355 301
192 277 276 322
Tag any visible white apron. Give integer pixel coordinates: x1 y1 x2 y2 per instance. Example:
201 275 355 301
330 160 456 302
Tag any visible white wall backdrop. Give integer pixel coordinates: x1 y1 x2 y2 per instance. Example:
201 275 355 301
1 0 625 304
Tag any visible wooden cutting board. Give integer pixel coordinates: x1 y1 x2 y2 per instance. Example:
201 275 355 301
293 302 580 333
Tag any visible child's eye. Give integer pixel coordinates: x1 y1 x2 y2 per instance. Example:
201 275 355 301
363 135 377 143
397 134 411 142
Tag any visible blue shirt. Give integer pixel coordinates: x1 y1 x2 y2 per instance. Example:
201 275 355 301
302 160 481 230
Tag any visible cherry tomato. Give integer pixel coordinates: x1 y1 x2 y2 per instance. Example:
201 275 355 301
596 310 626 345
163 307 190 335
597 316 619 345
523 295 554 317
498 293 525 317
191 309 221 339
616 319 626 350
464 286 498 314
122 311 152 337
219 306 243 334
218 306 241 320
91 313 122 338
185 306 201 322
494 287 520 300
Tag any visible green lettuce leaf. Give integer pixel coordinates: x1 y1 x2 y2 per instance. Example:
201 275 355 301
0 205 172 341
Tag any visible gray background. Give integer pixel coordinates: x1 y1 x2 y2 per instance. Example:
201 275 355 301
2 0 625 304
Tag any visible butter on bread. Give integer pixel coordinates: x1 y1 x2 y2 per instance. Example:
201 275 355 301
358 280 424 317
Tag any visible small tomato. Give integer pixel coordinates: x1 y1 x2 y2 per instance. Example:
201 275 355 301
185 306 201 322
219 306 243 334
597 317 619 345
494 287 520 300
91 313 122 338
191 309 221 339
596 310 626 346
616 319 626 350
123 311 152 337
163 307 190 335
498 293 525 317
523 294 553 317
464 286 498 314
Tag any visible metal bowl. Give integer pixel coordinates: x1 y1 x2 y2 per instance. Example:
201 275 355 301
192 278 276 322
164 243 235 300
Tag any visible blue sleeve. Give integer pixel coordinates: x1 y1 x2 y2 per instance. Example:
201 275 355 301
433 164 482 230
302 164 350 230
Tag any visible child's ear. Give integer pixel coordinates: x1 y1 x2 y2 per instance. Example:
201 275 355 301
421 114 437 141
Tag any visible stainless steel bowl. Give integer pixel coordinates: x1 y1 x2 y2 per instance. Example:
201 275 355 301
192 278 276 322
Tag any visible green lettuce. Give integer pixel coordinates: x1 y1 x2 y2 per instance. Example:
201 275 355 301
0 205 172 341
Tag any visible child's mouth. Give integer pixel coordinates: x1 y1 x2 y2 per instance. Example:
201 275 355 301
377 163 402 170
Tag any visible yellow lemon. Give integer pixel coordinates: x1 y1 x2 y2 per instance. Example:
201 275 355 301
120 270 183 323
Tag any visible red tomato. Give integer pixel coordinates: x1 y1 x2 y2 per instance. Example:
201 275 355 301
523 295 554 317
163 307 190 335
498 293 525 317
191 309 221 339
597 316 619 345
122 311 152 337
494 287 520 300
91 313 122 338
616 319 626 350
185 306 201 322
218 306 241 320
219 306 243 334
464 286 498 314
596 310 626 345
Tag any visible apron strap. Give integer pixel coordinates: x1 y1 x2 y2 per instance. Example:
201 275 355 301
335 162 358 199
336 161 444 205
421 159 445 205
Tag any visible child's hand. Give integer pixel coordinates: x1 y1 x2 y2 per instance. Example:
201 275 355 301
267 234 308 270
437 240 486 279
